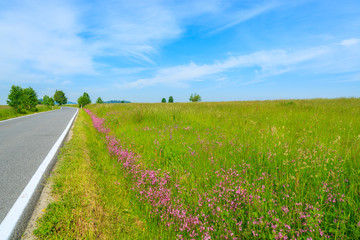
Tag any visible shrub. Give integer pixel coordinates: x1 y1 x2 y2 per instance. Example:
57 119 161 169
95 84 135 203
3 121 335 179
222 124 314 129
189 93 201 102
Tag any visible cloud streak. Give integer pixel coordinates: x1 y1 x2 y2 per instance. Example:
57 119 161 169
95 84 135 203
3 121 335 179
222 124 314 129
124 39 360 88
123 46 327 88
340 38 360 46
210 1 281 33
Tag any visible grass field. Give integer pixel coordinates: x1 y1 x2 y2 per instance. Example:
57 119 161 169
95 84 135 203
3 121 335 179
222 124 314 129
0 105 59 121
35 98 360 239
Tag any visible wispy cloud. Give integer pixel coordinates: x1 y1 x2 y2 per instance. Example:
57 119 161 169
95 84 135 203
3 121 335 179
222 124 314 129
123 45 329 88
1 0 359 104
83 0 183 63
0 0 222 81
0 0 94 81
123 39 360 88
337 72 360 83
340 38 360 46
210 1 281 33
0 0 289 83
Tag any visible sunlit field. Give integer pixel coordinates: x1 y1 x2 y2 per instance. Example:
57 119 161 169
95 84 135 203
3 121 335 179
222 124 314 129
35 98 360 239
84 99 360 239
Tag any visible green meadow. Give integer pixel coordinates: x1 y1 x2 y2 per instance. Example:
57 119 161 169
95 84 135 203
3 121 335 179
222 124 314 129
35 98 360 239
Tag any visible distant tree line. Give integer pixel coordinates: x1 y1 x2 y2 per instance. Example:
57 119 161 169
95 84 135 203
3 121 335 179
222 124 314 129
76 93 131 108
105 100 130 103
161 96 174 103
7 85 68 113
160 94 202 103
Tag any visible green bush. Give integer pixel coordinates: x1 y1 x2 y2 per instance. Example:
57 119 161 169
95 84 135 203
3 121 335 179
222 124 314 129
7 85 38 112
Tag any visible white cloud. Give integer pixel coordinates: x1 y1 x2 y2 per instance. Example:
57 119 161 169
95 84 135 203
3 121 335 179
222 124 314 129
340 38 360 46
82 0 183 63
0 0 288 84
123 46 329 88
123 37 360 89
1 0 359 94
210 1 281 33
0 0 95 82
0 0 221 81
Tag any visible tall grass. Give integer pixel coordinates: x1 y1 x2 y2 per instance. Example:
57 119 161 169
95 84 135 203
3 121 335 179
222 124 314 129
0 105 59 121
85 98 360 239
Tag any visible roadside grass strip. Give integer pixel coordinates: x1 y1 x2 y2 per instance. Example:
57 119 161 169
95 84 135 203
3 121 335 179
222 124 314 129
0 105 60 121
34 109 146 239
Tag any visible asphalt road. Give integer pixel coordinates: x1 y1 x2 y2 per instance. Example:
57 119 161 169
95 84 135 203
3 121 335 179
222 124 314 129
0 107 77 223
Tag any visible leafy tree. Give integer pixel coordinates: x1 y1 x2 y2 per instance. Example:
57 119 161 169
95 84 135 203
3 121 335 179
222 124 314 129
43 95 55 108
96 97 103 104
43 95 50 105
7 85 38 112
83 92 91 103
168 96 174 103
77 92 91 108
23 87 38 111
189 93 202 102
54 90 67 105
7 85 24 112
161 98 166 103
77 96 85 108
48 97 55 107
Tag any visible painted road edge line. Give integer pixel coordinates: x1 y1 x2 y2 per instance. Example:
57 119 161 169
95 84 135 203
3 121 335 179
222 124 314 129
0 107 79 240
0 107 62 123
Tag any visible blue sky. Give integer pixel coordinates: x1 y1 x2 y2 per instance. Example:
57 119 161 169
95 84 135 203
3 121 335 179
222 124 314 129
0 0 359 104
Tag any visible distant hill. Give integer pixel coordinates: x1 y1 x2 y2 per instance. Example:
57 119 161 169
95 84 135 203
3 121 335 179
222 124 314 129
104 100 131 103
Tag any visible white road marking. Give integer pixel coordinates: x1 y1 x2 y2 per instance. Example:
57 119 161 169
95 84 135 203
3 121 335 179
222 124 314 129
0 108 78 240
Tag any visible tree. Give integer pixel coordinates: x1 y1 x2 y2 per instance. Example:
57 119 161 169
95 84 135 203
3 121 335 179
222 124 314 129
7 85 24 112
43 95 55 108
168 96 174 103
23 87 38 111
161 98 166 103
43 95 50 105
83 92 91 104
189 93 202 102
96 97 103 104
77 92 91 108
48 97 55 107
7 85 38 112
54 90 67 105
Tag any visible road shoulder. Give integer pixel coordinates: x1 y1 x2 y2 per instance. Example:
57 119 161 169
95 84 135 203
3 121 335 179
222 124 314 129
21 115 77 240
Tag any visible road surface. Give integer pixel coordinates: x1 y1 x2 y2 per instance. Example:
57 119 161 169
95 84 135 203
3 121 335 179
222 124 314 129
0 107 77 224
